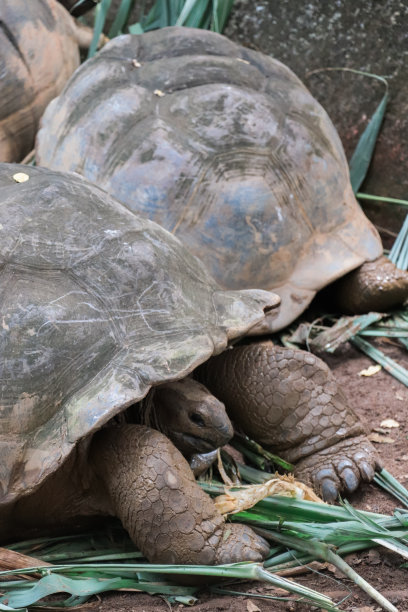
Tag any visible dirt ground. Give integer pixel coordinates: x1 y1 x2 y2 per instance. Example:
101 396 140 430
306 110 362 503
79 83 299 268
91 340 408 612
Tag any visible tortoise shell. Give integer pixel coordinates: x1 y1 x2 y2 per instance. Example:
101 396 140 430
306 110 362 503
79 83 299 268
0 163 274 505
0 0 82 162
36 26 382 330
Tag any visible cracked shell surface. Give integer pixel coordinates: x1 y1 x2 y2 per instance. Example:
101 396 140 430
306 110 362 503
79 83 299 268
0 163 274 505
36 26 382 330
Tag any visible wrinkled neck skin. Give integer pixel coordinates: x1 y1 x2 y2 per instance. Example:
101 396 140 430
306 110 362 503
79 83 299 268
142 378 234 457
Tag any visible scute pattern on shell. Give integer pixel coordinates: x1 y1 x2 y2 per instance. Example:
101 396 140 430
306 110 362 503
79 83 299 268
36 26 382 330
0 163 274 505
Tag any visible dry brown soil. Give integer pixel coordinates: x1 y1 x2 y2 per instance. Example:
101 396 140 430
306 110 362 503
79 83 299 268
91 340 408 612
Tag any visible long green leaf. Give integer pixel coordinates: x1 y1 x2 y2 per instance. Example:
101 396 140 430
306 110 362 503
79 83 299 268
108 0 135 37
175 0 198 24
348 73 388 192
176 0 211 28
388 213 408 269
357 193 408 208
0 563 338 611
211 0 235 32
88 0 112 58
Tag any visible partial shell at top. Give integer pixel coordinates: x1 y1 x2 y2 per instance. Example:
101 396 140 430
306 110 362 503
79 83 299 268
36 26 382 330
0 164 275 504
0 0 83 162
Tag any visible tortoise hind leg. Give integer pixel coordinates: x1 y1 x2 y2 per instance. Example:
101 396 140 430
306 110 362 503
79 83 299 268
332 255 408 313
197 343 380 502
89 424 269 564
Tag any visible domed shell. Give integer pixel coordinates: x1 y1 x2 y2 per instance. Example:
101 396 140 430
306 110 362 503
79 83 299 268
0 163 275 505
36 26 382 331
0 0 81 162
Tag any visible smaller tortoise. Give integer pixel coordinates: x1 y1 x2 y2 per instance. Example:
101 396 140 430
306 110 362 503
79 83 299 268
36 26 408 331
0 165 378 566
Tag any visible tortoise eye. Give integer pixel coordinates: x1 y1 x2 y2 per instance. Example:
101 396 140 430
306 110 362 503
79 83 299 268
190 412 206 427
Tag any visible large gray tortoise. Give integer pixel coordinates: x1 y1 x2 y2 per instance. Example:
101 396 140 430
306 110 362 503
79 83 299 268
36 26 408 331
0 165 377 565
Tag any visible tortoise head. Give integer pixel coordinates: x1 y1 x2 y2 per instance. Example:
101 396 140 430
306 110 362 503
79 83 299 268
151 378 233 456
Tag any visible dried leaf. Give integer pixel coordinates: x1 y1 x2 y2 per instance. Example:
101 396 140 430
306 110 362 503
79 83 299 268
246 600 261 612
310 312 383 353
396 392 405 400
380 418 400 428
368 432 395 444
367 549 381 565
12 172 29 183
358 364 382 376
214 474 322 515
373 427 389 434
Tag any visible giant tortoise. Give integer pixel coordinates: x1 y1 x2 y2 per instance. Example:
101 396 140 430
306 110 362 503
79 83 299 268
0 165 378 564
36 26 408 331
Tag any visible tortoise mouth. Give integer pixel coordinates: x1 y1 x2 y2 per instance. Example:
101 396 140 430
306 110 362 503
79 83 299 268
174 432 218 454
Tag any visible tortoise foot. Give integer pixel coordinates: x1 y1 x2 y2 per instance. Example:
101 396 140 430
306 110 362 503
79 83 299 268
294 435 380 502
334 255 408 313
214 524 269 564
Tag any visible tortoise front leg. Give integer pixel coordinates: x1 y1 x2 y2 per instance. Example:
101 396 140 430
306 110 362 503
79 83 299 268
198 343 380 501
332 255 408 313
89 424 269 564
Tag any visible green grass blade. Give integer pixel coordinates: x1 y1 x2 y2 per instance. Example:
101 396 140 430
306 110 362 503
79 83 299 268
254 527 398 612
0 563 338 611
309 312 384 353
128 22 144 33
88 0 112 58
140 0 170 30
127 0 234 34
232 434 294 471
389 213 408 269
175 0 197 25
308 68 388 193
211 0 235 32
357 193 408 208
374 468 408 509
325 549 398 612
175 0 212 28
349 88 388 193
108 0 135 37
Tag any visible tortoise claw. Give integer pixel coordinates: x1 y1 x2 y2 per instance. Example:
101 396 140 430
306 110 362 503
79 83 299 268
359 460 375 482
320 478 339 502
294 435 380 501
340 467 359 494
